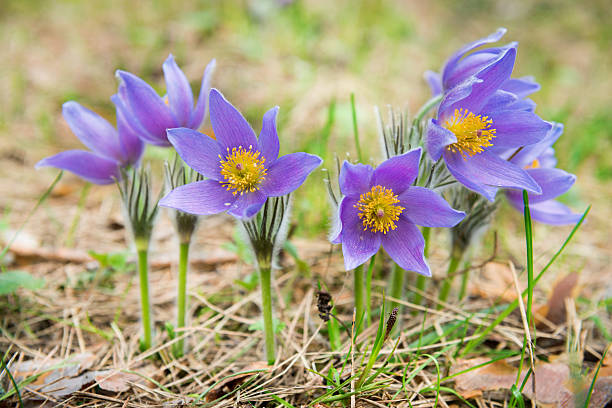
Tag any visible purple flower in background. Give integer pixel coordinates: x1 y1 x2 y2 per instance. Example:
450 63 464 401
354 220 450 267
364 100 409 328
115 54 215 147
159 89 322 219
330 149 465 275
504 123 581 225
36 101 144 184
426 43 552 201
424 28 540 108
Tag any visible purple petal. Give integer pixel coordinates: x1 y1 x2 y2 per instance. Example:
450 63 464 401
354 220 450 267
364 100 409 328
116 70 177 146
441 28 507 89
339 161 374 197
426 119 457 161
506 98 537 112
444 49 503 90
167 128 222 179
480 90 518 113
227 190 267 219
159 179 236 215
258 107 280 162
261 152 322 196
115 84 159 145
438 76 481 120
112 95 144 166
372 148 421 194
208 89 258 152
458 45 517 115
507 197 582 225
35 150 119 185
510 122 563 168
163 54 194 126
488 110 551 147
506 168 575 204
381 218 430 276
61 101 122 161
528 201 583 225
444 149 541 201
398 186 465 228
189 58 216 129
330 196 352 244
424 70 442 96
501 76 540 99
338 199 381 270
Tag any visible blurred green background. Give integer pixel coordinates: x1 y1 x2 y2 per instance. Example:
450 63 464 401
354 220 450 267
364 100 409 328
1 0 610 240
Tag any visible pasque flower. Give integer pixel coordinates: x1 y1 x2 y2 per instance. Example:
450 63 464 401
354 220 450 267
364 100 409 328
424 28 540 110
159 89 322 219
115 54 215 147
504 123 581 225
36 101 144 184
331 149 465 275
425 43 552 201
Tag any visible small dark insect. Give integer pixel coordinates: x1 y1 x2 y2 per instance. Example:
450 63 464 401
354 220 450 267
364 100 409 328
384 307 399 341
316 291 333 322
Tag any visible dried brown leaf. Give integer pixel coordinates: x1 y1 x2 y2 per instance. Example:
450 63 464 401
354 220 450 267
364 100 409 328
205 361 270 402
95 370 144 392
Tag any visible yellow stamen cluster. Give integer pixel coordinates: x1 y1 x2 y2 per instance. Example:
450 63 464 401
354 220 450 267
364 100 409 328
355 185 404 234
444 108 496 158
219 146 267 196
525 159 540 169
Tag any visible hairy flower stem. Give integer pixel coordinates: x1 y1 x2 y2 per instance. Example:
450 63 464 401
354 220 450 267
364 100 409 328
137 247 153 350
175 240 190 356
458 259 472 301
354 265 365 334
414 94 443 122
437 246 463 309
259 265 276 365
388 264 404 316
365 255 376 327
413 227 431 309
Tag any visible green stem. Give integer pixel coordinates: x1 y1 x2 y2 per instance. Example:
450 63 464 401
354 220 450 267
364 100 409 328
175 241 190 356
327 306 340 351
137 248 153 349
388 263 404 313
414 227 431 308
259 266 276 365
354 264 365 334
458 259 472 301
350 93 363 162
414 94 443 122
437 248 463 309
522 190 534 329
365 255 376 327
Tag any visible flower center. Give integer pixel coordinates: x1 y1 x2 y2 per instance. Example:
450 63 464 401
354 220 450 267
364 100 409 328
525 159 540 169
355 185 404 234
444 108 496 158
219 146 267 196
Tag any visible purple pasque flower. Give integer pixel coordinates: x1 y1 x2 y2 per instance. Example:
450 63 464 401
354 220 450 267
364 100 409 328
330 149 465 275
115 54 216 147
159 89 322 219
424 28 540 108
425 43 552 201
503 123 581 225
36 101 144 184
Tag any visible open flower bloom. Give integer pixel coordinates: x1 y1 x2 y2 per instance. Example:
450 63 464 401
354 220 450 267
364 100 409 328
424 28 540 109
36 101 144 184
115 55 215 147
425 43 552 201
330 149 465 275
503 123 581 225
159 89 322 219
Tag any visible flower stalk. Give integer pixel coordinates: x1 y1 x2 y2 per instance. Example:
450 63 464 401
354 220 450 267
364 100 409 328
354 264 365 334
137 247 152 349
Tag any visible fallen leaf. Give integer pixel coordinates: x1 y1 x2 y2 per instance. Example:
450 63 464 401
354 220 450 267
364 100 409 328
470 262 522 302
205 361 270 402
544 272 579 326
452 357 517 399
95 370 144 392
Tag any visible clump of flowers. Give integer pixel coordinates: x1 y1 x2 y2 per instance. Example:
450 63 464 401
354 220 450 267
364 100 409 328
115 55 215 146
160 88 321 364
